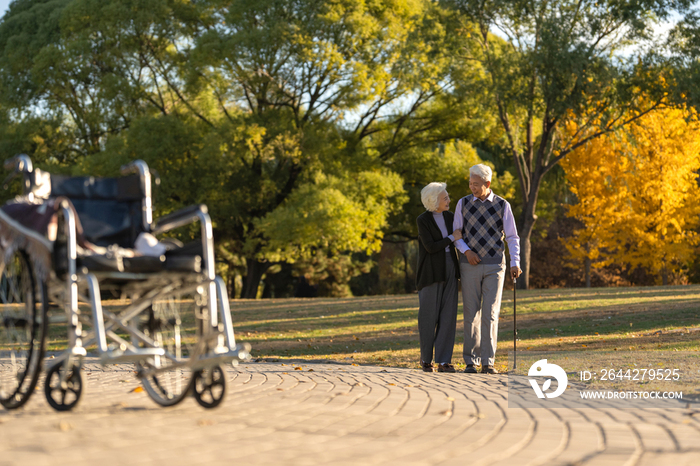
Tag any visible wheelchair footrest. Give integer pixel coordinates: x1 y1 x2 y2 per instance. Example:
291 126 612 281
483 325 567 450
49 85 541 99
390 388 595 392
190 343 251 371
99 348 166 365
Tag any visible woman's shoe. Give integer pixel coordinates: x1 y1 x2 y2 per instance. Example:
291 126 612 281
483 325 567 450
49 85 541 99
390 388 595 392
481 365 499 374
464 364 478 373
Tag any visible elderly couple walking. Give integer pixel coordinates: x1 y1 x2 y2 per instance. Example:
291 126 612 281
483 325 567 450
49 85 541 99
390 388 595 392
416 164 521 374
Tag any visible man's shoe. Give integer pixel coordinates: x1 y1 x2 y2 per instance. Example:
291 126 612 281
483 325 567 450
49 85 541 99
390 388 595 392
421 361 434 372
437 363 455 373
481 365 498 374
464 364 477 374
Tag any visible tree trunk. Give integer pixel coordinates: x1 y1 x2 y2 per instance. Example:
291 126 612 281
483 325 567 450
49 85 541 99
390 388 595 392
402 245 412 294
517 227 532 290
516 205 538 290
241 258 270 299
585 257 591 288
662 265 668 286
228 270 236 300
515 166 543 290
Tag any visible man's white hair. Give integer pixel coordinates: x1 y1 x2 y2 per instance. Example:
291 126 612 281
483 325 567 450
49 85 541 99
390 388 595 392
470 164 492 182
421 182 447 212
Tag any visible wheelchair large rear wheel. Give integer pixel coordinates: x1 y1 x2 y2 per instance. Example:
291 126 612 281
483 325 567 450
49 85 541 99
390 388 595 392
0 250 47 410
137 291 201 407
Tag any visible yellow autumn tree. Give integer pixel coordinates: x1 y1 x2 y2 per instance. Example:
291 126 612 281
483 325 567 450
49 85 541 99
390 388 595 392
562 107 700 285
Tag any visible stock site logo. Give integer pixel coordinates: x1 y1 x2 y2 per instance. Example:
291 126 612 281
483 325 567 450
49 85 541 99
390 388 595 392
528 359 568 399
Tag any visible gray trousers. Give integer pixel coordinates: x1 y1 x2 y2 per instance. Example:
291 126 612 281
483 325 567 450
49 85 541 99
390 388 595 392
417 252 458 364
459 256 506 367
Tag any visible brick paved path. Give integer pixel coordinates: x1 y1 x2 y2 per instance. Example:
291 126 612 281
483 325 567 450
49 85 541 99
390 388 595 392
1 359 699 465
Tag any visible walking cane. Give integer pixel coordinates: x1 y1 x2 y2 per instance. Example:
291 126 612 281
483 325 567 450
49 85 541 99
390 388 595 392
513 276 517 371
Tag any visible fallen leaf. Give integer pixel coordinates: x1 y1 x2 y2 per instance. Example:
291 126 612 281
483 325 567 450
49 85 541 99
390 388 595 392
582 344 587 347
294 367 302 370
58 421 72 432
440 410 452 416
446 397 455 401
387 383 395 386
130 386 144 393
308 369 314 372
352 363 358 366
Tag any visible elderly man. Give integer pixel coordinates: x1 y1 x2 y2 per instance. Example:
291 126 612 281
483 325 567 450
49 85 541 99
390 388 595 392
453 164 521 374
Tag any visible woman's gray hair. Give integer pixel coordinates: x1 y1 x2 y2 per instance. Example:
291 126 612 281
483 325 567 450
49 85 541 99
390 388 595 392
470 163 492 182
421 182 447 212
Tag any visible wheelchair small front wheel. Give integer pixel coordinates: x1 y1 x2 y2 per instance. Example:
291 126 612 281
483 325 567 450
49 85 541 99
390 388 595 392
193 365 226 409
44 362 83 412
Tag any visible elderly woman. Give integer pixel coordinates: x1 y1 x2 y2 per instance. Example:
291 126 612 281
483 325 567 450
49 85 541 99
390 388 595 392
415 182 461 373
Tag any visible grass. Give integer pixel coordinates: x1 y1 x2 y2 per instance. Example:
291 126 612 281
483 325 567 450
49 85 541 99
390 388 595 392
228 285 700 374
17 284 698 375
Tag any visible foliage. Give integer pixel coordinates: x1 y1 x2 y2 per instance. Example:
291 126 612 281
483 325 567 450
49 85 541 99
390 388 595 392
386 139 515 239
258 170 407 261
444 0 693 288
0 0 464 297
562 107 700 284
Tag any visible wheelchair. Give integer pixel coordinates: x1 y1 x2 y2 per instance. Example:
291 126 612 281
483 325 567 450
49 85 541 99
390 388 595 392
0 154 250 411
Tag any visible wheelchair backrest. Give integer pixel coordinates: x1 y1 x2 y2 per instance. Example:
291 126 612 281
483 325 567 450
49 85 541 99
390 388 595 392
47 173 147 248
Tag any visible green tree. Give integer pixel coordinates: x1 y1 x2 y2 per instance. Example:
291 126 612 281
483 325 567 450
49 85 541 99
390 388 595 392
0 0 461 298
445 0 692 288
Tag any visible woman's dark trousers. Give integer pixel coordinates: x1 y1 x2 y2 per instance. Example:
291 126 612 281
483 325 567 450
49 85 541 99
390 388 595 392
418 252 458 364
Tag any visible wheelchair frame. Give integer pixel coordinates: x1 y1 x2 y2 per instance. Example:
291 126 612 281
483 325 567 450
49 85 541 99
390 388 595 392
0 155 249 411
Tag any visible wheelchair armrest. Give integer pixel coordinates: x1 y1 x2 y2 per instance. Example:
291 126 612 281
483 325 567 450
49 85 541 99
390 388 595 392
152 204 209 235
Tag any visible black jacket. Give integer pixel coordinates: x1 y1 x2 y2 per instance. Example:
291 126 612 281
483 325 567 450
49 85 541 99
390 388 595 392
416 210 460 291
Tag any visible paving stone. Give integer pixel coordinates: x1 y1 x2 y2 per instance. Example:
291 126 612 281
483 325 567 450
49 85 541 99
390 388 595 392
0 358 696 465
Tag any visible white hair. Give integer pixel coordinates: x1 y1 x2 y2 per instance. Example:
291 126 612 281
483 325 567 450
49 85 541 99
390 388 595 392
470 164 492 182
421 182 447 212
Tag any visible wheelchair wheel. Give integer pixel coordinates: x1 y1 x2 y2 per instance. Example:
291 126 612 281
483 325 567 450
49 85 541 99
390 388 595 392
0 250 47 410
193 365 226 409
137 293 200 407
44 362 83 411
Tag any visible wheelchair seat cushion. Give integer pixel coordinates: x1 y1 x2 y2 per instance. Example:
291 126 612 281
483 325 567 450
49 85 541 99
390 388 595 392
77 241 203 274
78 253 201 274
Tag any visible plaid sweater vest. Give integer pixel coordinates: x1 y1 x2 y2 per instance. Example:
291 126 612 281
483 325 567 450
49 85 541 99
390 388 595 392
461 194 506 265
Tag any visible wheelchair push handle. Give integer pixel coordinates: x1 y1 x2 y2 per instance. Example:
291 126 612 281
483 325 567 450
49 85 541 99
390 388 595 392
3 154 33 173
120 160 160 186
120 160 142 175
2 154 33 190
